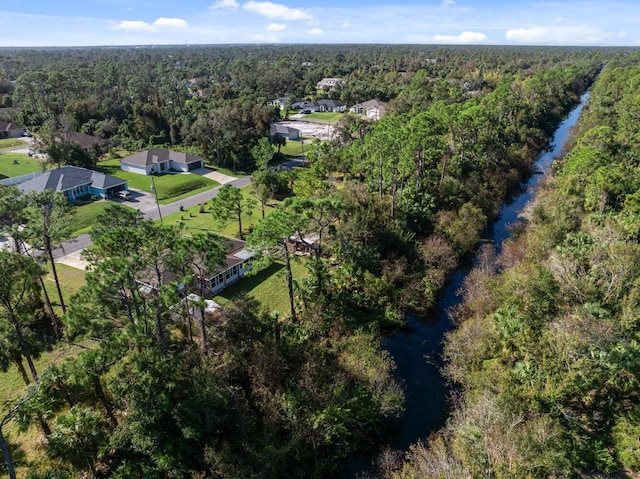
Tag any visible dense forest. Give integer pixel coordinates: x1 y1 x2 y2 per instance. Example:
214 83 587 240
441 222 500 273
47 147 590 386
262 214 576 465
0 44 637 478
396 52 640 478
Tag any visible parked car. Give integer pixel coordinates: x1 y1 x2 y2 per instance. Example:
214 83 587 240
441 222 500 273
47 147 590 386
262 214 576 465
116 190 132 200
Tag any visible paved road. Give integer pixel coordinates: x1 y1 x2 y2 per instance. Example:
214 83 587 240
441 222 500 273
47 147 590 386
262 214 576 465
52 161 299 260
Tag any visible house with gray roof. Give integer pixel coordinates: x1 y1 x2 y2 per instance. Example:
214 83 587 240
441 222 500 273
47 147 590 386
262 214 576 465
15 166 129 202
349 99 387 120
120 149 204 176
0 121 25 138
270 123 300 141
316 78 343 90
302 99 346 113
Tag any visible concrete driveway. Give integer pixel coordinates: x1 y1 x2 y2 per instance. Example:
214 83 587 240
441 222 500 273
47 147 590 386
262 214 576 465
189 167 237 185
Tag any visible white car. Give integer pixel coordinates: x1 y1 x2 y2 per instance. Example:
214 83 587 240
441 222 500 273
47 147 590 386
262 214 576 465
116 190 132 200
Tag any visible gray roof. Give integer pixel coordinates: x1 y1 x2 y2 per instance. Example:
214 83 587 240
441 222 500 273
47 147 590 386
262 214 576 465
17 166 126 194
65 132 104 150
121 149 203 167
0 121 23 132
352 99 387 110
316 99 345 108
270 123 299 136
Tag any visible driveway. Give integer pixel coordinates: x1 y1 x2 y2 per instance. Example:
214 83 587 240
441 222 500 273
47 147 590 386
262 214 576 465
189 167 237 185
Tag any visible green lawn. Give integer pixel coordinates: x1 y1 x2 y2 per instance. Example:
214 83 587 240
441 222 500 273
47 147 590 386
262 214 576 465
0 138 27 149
69 200 113 237
162 186 278 238
0 152 45 179
302 112 343 122
215 255 309 314
279 139 310 158
97 158 219 204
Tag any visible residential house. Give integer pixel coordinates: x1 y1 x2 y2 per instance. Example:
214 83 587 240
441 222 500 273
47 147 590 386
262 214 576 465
0 121 25 138
136 236 253 296
316 78 343 90
120 149 204 175
15 165 129 202
65 132 105 154
349 99 387 120
270 97 307 110
270 123 300 141
302 99 346 113
200 237 253 294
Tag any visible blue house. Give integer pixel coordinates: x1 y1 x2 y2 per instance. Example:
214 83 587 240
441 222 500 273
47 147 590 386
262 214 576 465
16 166 129 202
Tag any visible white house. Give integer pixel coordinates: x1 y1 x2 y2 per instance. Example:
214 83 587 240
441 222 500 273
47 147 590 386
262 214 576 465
349 99 387 120
120 149 204 175
199 237 253 294
302 99 346 113
270 123 300 141
316 78 343 90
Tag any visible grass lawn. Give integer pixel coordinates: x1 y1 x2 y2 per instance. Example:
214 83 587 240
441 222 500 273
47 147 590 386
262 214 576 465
97 158 219 204
0 152 45 179
303 112 343 122
0 138 27 149
278 139 310 158
43 262 87 315
162 187 278 238
69 199 113 237
215 255 309 314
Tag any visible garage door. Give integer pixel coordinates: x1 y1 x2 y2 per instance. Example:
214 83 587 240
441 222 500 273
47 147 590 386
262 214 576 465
188 161 202 171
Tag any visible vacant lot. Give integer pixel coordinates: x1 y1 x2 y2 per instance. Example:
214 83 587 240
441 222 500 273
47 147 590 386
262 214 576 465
0 152 45 179
278 120 336 141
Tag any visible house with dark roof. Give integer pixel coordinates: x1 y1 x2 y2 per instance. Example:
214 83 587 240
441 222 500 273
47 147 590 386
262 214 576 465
0 121 25 138
15 166 129 202
302 99 346 113
270 123 300 141
201 236 253 294
349 99 387 120
65 132 105 153
136 236 253 295
120 149 204 176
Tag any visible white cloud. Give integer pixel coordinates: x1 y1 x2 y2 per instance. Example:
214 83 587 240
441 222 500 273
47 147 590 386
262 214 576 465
153 17 188 28
433 31 487 43
308 28 323 35
111 17 188 32
243 1 312 21
341 22 351 28
505 26 613 45
266 23 286 31
441 0 455 7
210 0 239 10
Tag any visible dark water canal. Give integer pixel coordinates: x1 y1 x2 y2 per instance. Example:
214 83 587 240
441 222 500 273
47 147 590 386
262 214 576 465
353 92 590 475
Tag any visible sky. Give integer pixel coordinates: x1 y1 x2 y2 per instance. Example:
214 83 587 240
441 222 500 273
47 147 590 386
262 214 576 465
1 0 638 47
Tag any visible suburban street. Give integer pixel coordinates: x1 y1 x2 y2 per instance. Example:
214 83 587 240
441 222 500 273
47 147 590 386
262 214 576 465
52 157 303 264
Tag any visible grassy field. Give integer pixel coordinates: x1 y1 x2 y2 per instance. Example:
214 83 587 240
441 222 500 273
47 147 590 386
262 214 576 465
0 138 27 149
162 186 278 238
43 262 87 315
302 112 343 122
215 255 309 314
69 200 113 237
278 139 310 158
97 158 219 204
0 152 45 179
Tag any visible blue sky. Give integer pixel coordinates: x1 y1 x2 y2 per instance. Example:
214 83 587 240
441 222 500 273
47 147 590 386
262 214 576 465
1 0 638 47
